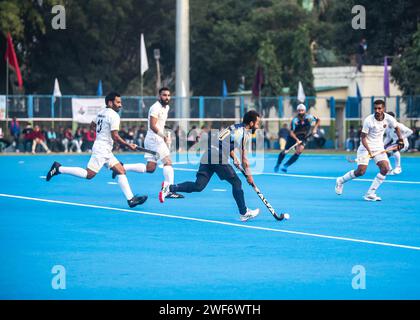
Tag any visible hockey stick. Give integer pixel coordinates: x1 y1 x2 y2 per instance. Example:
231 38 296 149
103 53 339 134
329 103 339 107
136 146 160 157
346 145 399 163
284 133 313 154
234 163 289 221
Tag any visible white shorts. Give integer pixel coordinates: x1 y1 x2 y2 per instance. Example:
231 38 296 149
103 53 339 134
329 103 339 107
87 150 120 173
356 146 390 166
144 134 171 163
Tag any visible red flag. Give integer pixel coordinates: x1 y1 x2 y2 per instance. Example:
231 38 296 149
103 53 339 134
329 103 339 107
5 32 23 88
252 66 264 97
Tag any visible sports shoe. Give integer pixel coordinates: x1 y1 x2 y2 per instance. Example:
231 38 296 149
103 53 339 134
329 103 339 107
166 192 185 199
390 166 402 175
280 166 288 173
112 162 124 179
127 195 148 208
274 165 280 173
46 161 61 181
240 208 260 222
363 193 382 201
335 178 343 195
159 182 170 203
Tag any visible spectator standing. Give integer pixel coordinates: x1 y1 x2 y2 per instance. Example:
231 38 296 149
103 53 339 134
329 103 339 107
9 117 21 152
356 38 367 73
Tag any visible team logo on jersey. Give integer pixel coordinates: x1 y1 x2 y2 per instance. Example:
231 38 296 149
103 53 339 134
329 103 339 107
383 124 387 128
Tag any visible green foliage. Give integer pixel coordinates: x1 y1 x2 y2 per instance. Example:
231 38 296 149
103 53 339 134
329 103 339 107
256 37 283 96
325 0 419 65
391 24 420 96
0 0 418 96
289 26 315 98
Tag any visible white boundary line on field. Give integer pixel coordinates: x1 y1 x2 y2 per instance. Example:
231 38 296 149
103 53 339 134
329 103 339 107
171 166 420 185
1 193 419 251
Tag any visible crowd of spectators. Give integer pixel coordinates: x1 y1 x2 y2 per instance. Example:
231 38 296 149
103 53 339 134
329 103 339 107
2 118 100 154
1 117 419 153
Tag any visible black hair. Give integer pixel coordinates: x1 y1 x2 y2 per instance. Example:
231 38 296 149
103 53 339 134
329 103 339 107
105 92 121 105
159 87 170 94
387 111 396 118
374 99 385 107
242 110 260 125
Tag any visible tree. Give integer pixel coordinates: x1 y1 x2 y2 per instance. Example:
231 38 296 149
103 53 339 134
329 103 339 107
289 26 315 99
391 24 420 96
1 0 176 95
325 0 419 64
256 37 283 96
0 0 58 93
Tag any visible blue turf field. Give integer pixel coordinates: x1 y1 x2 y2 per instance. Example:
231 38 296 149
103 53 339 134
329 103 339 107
0 152 419 299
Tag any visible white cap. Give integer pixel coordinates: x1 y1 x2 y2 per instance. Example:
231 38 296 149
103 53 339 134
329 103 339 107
297 103 306 111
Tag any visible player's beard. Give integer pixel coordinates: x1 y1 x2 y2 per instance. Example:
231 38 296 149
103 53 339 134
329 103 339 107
375 112 384 120
160 98 170 106
113 103 122 113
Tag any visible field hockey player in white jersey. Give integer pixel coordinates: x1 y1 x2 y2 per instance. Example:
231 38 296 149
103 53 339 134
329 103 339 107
384 111 413 175
335 99 404 201
112 87 184 200
46 92 148 208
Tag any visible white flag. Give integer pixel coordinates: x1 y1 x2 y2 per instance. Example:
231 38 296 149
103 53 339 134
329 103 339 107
297 81 305 103
53 78 62 97
140 33 149 76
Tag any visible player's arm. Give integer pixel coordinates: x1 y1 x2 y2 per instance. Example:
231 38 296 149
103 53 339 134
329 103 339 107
240 140 254 185
149 115 168 143
111 130 137 151
361 132 373 156
230 145 254 185
394 126 405 150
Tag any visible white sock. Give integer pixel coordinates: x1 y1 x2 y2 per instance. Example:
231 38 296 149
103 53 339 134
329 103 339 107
117 175 134 200
367 173 386 194
163 165 174 184
394 151 401 167
59 166 88 178
124 163 146 173
339 170 356 184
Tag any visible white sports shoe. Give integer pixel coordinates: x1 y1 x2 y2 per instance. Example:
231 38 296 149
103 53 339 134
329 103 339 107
335 178 343 195
159 182 170 203
240 208 260 222
363 193 382 201
391 166 402 175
